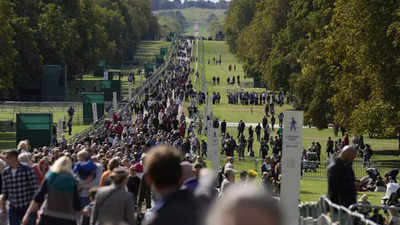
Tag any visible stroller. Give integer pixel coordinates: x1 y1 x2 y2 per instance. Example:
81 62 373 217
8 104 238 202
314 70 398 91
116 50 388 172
382 183 400 206
303 152 318 172
359 168 381 191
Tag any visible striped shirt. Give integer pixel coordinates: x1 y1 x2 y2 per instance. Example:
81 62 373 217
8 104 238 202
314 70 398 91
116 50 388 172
1 163 38 208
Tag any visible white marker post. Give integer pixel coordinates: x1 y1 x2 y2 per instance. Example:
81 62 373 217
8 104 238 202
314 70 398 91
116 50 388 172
57 119 63 139
207 119 220 173
104 71 108 80
113 92 117 110
92 103 98 124
281 111 304 225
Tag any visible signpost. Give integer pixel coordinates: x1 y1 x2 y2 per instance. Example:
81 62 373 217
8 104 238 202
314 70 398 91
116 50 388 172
281 111 304 225
113 92 117 110
92 103 98 123
104 71 108 80
207 114 220 173
57 119 63 139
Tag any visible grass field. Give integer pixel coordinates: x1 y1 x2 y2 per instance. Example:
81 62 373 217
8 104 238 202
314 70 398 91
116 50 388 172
187 39 398 205
202 40 293 123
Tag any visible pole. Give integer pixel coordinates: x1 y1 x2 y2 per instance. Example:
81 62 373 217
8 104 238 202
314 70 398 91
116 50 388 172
281 111 304 225
92 103 98 124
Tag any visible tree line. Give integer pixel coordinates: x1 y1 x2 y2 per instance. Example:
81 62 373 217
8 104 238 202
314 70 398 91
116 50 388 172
0 0 159 98
224 0 400 137
152 0 229 10
157 11 187 37
207 14 224 39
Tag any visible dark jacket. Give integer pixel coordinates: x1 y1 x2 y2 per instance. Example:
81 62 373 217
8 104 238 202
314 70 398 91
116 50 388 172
143 189 201 225
327 157 356 207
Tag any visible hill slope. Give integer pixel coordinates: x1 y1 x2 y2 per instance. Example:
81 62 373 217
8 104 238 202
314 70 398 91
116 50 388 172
154 8 226 37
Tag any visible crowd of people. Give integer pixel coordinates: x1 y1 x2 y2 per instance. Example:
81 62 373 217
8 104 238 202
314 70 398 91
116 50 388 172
226 91 288 107
2 38 400 225
0 40 282 225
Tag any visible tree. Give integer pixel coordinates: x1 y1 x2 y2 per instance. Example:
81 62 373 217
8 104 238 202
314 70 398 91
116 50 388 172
0 0 17 97
224 0 260 53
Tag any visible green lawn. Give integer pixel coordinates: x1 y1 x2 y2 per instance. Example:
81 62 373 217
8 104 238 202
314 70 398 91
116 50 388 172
190 39 397 205
201 40 288 123
134 41 170 66
299 178 384 205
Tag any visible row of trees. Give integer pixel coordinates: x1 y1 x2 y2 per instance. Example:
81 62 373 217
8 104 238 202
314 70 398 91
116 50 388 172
157 11 187 37
0 0 159 98
224 0 400 136
207 14 223 39
152 0 229 10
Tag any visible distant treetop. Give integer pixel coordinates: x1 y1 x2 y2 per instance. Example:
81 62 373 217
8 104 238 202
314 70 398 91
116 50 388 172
152 0 230 10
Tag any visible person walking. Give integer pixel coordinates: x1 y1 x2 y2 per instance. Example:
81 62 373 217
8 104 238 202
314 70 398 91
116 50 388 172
327 145 358 207
278 113 284 128
326 137 334 158
255 123 261 142
22 156 82 225
99 158 120 187
221 120 227 135
1 150 38 225
142 145 201 225
201 140 208 158
67 118 73 135
220 168 235 195
91 168 136 225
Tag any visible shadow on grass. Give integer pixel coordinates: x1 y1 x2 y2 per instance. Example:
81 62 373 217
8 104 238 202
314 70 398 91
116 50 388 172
374 150 400 156
300 190 315 195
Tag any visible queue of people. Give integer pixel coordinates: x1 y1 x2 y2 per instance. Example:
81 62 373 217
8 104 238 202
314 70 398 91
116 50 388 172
227 91 288 107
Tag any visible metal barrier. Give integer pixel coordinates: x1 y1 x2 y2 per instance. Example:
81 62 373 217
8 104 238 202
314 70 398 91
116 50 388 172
69 38 179 143
301 160 399 178
299 196 379 225
0 101 86 125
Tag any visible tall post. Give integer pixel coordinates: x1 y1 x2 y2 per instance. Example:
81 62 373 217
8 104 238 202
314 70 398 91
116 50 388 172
207 112 220 173
113 92 117 110
57 119 63 140
281 111 304 225
92 103 98 124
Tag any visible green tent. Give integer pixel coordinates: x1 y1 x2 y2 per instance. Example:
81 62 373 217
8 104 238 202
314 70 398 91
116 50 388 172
82 93 105 124
100 80 121 101
160 47 168 56
155 55 164 66
144 63 154 76
16 113 53 147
